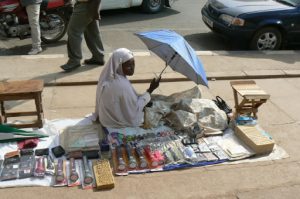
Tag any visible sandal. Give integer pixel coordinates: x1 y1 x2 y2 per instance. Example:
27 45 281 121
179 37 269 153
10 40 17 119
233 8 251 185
213 96 232 114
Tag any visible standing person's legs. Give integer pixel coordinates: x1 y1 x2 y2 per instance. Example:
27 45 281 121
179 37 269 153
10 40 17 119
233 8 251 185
26 4 42 55
61 3 92 71
84 20 105 65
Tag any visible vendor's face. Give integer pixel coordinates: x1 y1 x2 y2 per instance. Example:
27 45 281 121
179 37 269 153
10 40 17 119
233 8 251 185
122 58 135 76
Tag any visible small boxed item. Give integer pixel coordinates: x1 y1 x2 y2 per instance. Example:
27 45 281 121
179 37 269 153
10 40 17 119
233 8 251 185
235 125 275 155
93 159 115 190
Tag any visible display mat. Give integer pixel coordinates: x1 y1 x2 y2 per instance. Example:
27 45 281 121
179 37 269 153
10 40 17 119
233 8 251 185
0 116 289 187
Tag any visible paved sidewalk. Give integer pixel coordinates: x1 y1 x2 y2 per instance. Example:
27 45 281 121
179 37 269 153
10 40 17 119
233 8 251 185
0 51 300 199
1 50 300 86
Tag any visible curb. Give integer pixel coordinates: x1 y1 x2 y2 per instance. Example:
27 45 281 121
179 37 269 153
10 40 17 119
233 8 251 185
1 50 299 59
45 71 300 87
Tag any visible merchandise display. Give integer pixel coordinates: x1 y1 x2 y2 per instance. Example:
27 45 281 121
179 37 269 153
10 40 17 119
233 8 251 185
107 128 231 175
0 100 282 190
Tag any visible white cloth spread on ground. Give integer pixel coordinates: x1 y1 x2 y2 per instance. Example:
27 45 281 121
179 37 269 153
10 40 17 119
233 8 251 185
0 118 93 188
0 117 289 187
93 48 150 128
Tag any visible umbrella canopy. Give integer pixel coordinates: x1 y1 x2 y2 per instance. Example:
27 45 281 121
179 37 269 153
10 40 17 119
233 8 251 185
135 29 208 87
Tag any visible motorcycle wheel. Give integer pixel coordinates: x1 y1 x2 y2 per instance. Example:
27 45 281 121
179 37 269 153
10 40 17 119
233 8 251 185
40 12 68 44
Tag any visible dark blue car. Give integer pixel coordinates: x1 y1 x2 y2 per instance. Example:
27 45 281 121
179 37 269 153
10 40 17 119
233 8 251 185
201 0 300 50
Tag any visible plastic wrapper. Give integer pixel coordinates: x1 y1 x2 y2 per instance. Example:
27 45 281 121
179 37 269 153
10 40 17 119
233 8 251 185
45 155 55 176
143 107 163 129
173 98 228 134
81 156 94 190
0 156 20 181
53 159 68 187
34 156 45 177
143 145 159 167
116 146 127 171
125 145 137 170
60 124 101 153
135 146 148 169
19 155 35 179
67 158 82 187
202 152 218 162
165 110 197 131
152 86 202 103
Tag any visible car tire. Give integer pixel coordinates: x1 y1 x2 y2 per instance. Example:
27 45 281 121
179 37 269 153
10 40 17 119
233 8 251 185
250 27 282 50
166 0 175 7
142 0 165 13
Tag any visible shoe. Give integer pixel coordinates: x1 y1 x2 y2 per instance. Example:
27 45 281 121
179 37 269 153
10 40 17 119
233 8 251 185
84 58 105 65
60 62 81 72
28 47 42 55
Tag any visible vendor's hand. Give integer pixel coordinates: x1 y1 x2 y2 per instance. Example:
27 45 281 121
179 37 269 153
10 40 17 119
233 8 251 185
147 77 161 94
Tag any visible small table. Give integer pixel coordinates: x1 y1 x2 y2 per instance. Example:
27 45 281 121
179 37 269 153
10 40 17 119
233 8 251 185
0 80 44 128
230 80 270 119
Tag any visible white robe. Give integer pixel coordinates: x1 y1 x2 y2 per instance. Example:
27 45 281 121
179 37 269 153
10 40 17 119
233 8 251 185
93 48 151 128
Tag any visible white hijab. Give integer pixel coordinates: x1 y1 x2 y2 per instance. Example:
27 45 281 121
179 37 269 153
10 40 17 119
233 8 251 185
97 48 134 86
93 48 150 128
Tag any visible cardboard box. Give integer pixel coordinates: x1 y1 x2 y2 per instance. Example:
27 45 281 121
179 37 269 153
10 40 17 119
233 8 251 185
235 125 275 155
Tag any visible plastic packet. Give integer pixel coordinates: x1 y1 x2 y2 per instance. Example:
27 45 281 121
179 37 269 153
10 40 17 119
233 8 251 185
19 155 35 179
143 145 159 168
45 155 55 176
67 158 82 187
182 146 198 163
166 141 185 164
34 156 46 177
81 156 94 190
53 159 68 187
125 144 137 170
0 156 20 181
135 146 148 169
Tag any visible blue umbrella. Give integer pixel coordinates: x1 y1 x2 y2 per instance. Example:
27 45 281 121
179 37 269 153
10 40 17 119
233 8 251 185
135 29 208 87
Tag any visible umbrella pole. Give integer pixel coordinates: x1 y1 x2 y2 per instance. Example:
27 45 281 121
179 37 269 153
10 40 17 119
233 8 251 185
158 62 169 79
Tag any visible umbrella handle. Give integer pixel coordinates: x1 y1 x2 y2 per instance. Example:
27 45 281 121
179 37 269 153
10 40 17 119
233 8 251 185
158 63 169 79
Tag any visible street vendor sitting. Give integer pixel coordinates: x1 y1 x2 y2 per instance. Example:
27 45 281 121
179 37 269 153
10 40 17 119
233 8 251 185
92 48 160 128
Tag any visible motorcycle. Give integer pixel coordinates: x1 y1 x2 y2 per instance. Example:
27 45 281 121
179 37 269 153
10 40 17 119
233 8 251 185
0 0 72 43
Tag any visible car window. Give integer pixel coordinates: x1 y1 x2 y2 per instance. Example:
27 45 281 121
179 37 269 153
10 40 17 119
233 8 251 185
275 0 300 6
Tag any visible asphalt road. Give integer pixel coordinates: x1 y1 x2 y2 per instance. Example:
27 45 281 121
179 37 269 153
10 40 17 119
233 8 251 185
0 0 299 56
0 0 231 56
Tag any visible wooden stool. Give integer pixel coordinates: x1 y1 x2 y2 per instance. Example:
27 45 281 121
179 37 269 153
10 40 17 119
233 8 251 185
0 80 44 128
230 80 270 119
